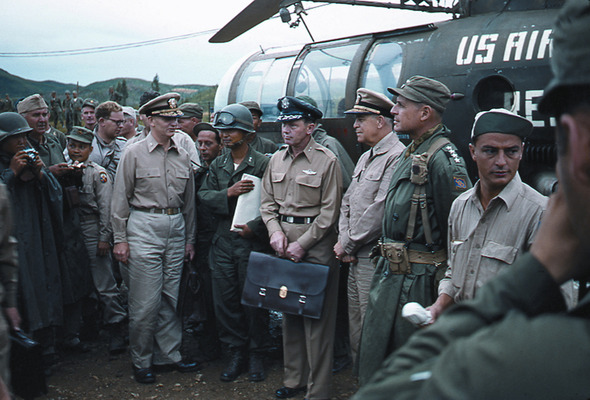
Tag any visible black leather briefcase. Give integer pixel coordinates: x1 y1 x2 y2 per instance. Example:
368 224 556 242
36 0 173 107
242 251 330 319
10 329 47 399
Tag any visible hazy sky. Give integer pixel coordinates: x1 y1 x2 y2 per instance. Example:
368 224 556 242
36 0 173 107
1 0 450 87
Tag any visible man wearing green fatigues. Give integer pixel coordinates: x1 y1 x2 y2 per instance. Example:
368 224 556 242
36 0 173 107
354 2 590 398
199 104 270 383
358 76 471 385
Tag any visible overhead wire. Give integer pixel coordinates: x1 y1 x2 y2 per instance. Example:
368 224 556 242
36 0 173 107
0 4 329 58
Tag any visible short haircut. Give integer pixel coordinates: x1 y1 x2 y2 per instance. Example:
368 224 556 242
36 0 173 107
95 101 123 120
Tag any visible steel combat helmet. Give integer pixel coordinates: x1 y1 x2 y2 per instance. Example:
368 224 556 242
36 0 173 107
213 103 255 133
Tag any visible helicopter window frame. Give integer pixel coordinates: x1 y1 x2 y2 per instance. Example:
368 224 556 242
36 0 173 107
291 39 363 119
360 40 404 97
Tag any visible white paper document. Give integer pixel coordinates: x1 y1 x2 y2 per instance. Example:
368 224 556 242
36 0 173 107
230 173 262 232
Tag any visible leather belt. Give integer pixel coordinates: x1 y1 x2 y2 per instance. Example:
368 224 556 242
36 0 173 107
134 207 181 215
280 215 316 224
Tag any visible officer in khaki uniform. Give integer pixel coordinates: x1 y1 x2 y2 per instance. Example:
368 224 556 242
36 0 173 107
358 76 471 385
65 126 127 354
199 104 270 383
260 96 342 400
111 93 198 384
333 88 406 365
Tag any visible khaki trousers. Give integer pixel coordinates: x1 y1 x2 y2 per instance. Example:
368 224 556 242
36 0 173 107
347 246 374 365
79 215 126 325
281 221 339 400
127 211 184 368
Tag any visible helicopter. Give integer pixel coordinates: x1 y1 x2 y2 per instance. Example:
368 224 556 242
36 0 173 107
210 0 564 194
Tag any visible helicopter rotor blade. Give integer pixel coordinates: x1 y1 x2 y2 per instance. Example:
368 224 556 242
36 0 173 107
209 0 283 43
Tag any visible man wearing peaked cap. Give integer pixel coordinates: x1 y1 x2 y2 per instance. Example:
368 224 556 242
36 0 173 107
334 88 406 365
357 76 471 385
126 93 201 170
293 95 356 190
178 103 203 141
430 109 574 323
112 91 199 383
354 1 590 398
260 95 343 400
240 100 278 155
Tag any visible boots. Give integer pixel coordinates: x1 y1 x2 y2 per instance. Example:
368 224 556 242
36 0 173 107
108 321 127 355
248 352 266 382
220 349 246 382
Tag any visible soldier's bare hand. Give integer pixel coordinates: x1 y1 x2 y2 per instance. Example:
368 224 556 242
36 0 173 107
227 179 254 198
270 231 288 257
113 242 130 264
185 243 196 262
3 307 21 330
531 190 588 284
48 162 73 177
286 241 306 263
333 242 347 260
427 293 454 323
97 240 111 256
9 151 28 176
234 223 254 238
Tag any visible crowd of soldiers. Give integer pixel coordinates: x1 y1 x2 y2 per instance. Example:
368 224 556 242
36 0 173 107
1 1 590 398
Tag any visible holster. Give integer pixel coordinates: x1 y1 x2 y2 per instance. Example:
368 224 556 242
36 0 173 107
378 240 411 274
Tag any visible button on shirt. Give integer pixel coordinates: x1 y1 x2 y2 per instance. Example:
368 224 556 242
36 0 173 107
438 173 546 302
339 132 406 256
260 137 342 250
111 134 196 245
78 161 113 242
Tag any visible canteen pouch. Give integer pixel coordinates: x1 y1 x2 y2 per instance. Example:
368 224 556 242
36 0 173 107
380 241 411 274
242 251 330 319
410 152 429 185
64 185 81 208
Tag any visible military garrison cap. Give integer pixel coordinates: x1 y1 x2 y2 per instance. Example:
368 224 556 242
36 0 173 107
388 76 451 113
67 126 94 144
193 122 218 136
17 94 48 114
345 88 394 117
179 103 204 119
277 96 323 122
240 101 263 116
0 112 33 143
82 98 99 109
122 106 136 119
139 92 183 117
471 109 532 140
539 0 590 114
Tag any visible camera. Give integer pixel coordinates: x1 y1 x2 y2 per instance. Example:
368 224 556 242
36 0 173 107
23 148 39 165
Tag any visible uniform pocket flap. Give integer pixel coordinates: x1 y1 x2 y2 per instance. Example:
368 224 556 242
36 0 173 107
481 241 518 264
295 174 321 188
271 172 286 183
136 168 161 178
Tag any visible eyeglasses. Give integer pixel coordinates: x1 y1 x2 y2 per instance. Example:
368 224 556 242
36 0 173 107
107 118 125 126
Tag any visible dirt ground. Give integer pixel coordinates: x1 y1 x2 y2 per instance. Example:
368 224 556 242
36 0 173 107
31 331 358 400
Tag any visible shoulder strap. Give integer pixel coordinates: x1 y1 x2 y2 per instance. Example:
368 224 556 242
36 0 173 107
405 136 451 245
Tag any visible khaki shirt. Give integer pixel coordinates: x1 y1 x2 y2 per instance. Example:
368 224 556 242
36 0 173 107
126 129 201 171
79 161 113 242
111 133 196 245
439 173 546 301
260 137 342 250
89 132 127 181
338 132 406 256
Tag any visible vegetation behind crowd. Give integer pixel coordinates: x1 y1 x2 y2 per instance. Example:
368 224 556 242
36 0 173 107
0 68 217 119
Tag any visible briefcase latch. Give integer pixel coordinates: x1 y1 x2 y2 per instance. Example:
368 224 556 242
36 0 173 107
259 288 266 297
279 285 288 299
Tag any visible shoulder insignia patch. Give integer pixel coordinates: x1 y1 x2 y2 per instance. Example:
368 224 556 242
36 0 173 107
453 176 467 190
99 171 108 183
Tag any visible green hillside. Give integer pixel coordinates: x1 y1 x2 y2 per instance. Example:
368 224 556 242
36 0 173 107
0 69 217 115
